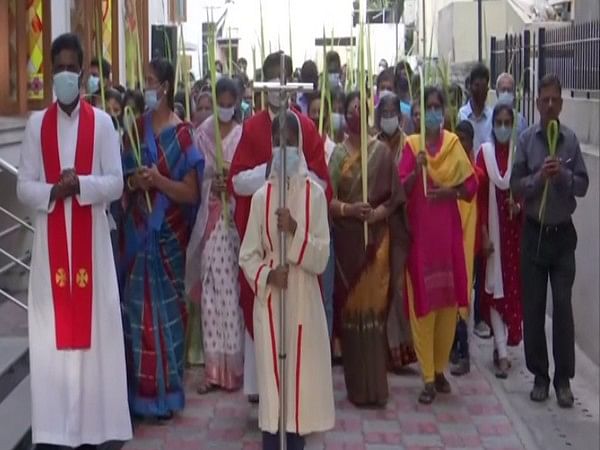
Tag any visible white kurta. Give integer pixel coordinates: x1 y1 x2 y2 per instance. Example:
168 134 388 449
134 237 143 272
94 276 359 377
17 103 132 446
239 175 335 435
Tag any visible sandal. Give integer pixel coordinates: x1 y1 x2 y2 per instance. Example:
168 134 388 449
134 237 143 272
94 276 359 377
434 373 452 394
495 358 510 379
418 383 436 404
196 381 218 395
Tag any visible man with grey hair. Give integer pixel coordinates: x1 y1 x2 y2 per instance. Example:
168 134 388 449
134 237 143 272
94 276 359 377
496 72 528 136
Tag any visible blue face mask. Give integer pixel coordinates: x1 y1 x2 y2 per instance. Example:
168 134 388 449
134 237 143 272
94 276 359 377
425 108 444 130
494 125 512 143
331 113 345 132
144 89 159 110
272 146 301 177
497 91 515 106
53 71 81 105
87 75 100 94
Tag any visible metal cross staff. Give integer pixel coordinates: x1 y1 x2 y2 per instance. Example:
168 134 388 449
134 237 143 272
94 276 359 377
253 53 314 450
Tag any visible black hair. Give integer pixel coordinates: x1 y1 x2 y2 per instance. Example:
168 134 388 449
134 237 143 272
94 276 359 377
538 73 562 95
174 103 185 121
455 120 474 141
331 87 345 106
423 86 446 109
449 83 463 107
105 88 122 105
51 33 84 69
469 63 490 85
326 51 341 72
376 68 395 90
344 91 361 116
492 102 515 124
306 91 321 108
149 57 175 110
300 60 319 88
394 60 413 82
114 84 126 94
216 77 239 101
262 52 293 81
238 57 248 66
90 56 111 79
174 90 193 119
123 89 145 115
271 110 300 142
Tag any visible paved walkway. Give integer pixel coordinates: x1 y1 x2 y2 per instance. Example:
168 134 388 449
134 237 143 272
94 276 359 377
123 320 600 450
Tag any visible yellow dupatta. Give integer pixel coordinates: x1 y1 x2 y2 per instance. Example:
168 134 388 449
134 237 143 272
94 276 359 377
406 131 477 317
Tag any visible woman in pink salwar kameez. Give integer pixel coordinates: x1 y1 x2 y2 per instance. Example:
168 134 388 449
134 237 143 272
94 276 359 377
186 78 244 393
398 86 479 404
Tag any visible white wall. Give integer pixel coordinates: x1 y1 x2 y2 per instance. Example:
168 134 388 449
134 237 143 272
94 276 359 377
50 0 71 38
149 0 169 26
437 0 528 63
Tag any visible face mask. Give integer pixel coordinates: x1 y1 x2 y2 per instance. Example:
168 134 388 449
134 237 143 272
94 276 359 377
425 109 443 130
218 106 235 123
53 71 81 105
380 116 399 136
144 89 159 110
272 146 301 177
328 73 341 87
87 75 100 94
331 113 345 132
346 111 361 135
497 91 515 106
494 125 512 144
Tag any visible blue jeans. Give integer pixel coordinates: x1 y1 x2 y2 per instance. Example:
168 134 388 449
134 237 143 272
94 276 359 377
322 236 335 339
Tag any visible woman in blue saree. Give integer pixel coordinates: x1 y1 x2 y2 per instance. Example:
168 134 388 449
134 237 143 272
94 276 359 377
121 58 204 419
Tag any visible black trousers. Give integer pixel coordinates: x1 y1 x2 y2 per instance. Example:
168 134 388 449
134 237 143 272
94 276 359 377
262 431 305 450
452 317 470 360
521 218 577 389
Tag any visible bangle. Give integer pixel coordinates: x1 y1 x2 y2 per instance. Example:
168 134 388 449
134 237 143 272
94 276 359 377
340 203 346 217
127 176 135 191
455 189 460 200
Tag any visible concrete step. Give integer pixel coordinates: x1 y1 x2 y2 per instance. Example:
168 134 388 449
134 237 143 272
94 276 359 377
0 337 29 404
0 375 31 450
0 119 26 149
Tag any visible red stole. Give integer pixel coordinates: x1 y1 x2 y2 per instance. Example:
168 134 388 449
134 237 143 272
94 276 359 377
41 101 95 350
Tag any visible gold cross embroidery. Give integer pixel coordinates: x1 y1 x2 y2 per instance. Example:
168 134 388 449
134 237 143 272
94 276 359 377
76 268 89 288
55 268 67 288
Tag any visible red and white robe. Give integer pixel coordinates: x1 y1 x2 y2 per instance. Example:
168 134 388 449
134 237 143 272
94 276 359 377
17 101 131 446
239 175 335 435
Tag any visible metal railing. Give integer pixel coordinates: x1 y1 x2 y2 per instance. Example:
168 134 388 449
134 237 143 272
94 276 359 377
0 157 30 311
491 20 600 110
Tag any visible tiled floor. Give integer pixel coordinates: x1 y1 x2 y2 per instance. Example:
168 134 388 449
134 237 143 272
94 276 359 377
124 362 529 450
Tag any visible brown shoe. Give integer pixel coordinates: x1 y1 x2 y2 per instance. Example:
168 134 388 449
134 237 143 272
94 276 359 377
418 382 436 404
434 373 452 393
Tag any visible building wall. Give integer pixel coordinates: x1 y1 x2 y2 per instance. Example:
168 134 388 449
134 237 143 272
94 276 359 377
437 0 528 63
574 0 600 23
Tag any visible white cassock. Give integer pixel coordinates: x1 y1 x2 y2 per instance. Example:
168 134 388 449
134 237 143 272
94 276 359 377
239 160 335 435
16 102 132 446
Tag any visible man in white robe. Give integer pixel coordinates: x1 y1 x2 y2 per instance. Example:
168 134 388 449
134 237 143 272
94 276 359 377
239 112 335 450
16 33 131 449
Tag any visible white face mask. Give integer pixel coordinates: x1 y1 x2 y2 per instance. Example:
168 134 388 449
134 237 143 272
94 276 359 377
218 106 235 123
53 71 81 105
271 146 301 177
380 116 399 136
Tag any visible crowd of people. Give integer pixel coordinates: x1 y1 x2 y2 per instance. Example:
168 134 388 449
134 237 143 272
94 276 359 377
17 32 589 450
